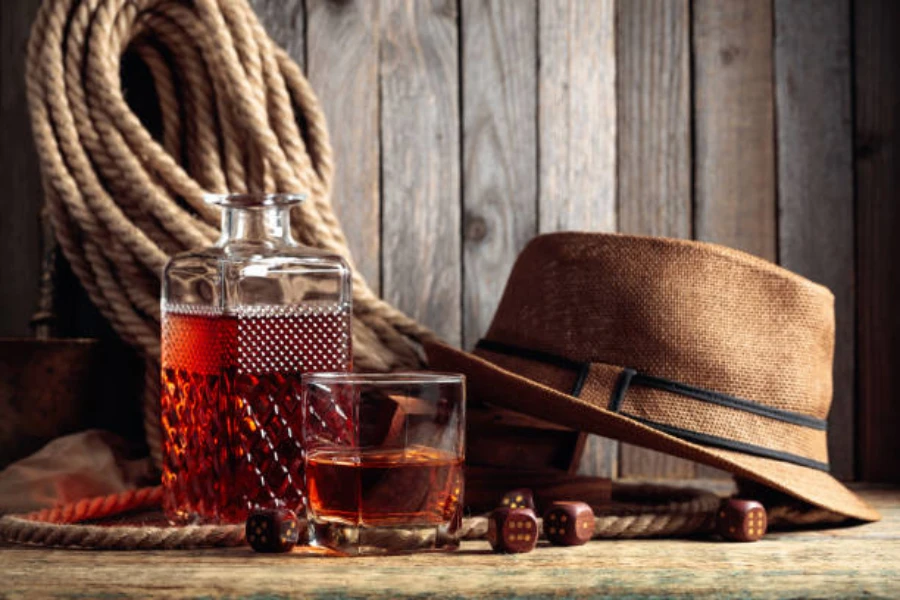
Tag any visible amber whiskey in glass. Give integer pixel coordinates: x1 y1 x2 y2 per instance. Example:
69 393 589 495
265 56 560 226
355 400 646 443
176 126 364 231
303 373 465 555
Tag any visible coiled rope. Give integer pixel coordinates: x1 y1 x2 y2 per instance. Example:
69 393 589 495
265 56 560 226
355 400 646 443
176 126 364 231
25 0 436 471
0 487 246 549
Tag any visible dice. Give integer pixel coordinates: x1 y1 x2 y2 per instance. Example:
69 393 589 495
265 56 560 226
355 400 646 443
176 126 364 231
245 508 301 553
487 507 539 553
716 498 767 542
543 501 594 546
500 488 535 510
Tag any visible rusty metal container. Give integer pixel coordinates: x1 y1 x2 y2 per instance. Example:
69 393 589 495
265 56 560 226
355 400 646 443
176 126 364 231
0 211 99 468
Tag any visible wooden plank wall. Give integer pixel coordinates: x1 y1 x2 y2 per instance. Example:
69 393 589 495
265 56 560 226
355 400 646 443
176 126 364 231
0 0 43 338
2 0 899 481
854 0 900 482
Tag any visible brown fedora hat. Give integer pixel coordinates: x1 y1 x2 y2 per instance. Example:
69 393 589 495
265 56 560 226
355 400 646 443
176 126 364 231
427 232 879 523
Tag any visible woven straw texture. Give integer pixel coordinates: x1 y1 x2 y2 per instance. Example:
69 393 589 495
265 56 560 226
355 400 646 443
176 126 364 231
427 232 880 522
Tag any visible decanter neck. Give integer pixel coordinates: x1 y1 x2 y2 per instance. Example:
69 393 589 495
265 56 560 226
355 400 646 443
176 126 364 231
215 203 298 250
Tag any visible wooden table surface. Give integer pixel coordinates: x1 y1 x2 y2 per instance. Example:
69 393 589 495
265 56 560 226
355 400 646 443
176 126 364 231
1 487 898 599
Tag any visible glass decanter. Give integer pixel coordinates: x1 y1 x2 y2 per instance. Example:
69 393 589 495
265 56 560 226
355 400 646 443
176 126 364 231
160 193 353 524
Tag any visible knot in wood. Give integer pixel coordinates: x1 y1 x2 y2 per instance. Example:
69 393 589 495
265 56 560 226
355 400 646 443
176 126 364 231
464 213 488 242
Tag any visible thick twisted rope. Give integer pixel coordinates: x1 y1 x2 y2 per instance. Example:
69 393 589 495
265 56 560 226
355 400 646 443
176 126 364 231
0 484 727 550
0 488 245 549
26 0 436 473
0 478 845 550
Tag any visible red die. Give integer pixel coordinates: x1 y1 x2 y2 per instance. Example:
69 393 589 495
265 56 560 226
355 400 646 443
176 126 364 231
500 488 535 511
246 508 301 553
543 501 594 546
487 507 538 553
716 498 767 542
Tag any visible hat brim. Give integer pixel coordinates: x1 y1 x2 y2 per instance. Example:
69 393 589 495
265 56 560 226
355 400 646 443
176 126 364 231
426 341 880 523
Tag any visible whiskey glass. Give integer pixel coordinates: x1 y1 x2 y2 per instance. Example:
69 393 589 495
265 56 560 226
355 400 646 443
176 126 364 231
160 193 353 524
302 372 465 555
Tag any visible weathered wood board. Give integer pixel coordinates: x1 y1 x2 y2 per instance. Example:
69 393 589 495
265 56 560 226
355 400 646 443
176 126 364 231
380 0 462 346
0 0 44 337
854 0 900 482
306 0 382 291
774 0 855 480
461 0 537 349
693 0 776 261
538 0 616 236
1 487 898 599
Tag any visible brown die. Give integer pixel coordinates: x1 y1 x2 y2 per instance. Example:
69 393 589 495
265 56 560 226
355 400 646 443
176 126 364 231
246 508 301 553
487 507 538 553
716 498 767 542
500 488 535 511
543 501 594 546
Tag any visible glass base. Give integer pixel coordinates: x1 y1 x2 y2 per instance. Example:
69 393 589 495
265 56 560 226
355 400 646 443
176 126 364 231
310 520 461 556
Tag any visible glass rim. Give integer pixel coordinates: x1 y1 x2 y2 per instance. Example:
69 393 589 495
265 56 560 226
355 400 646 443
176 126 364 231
302 371 464 386
203 193 306 208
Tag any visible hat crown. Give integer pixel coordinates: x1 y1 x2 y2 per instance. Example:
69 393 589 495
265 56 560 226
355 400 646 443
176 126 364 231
485 232 835 422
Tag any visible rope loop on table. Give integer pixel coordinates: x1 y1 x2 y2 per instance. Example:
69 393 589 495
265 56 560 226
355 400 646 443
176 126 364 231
0 484 726 550
0 487 244 549
0 481 847 550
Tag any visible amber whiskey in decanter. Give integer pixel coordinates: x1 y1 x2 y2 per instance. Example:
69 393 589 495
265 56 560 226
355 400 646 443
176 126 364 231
160 193 352 524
